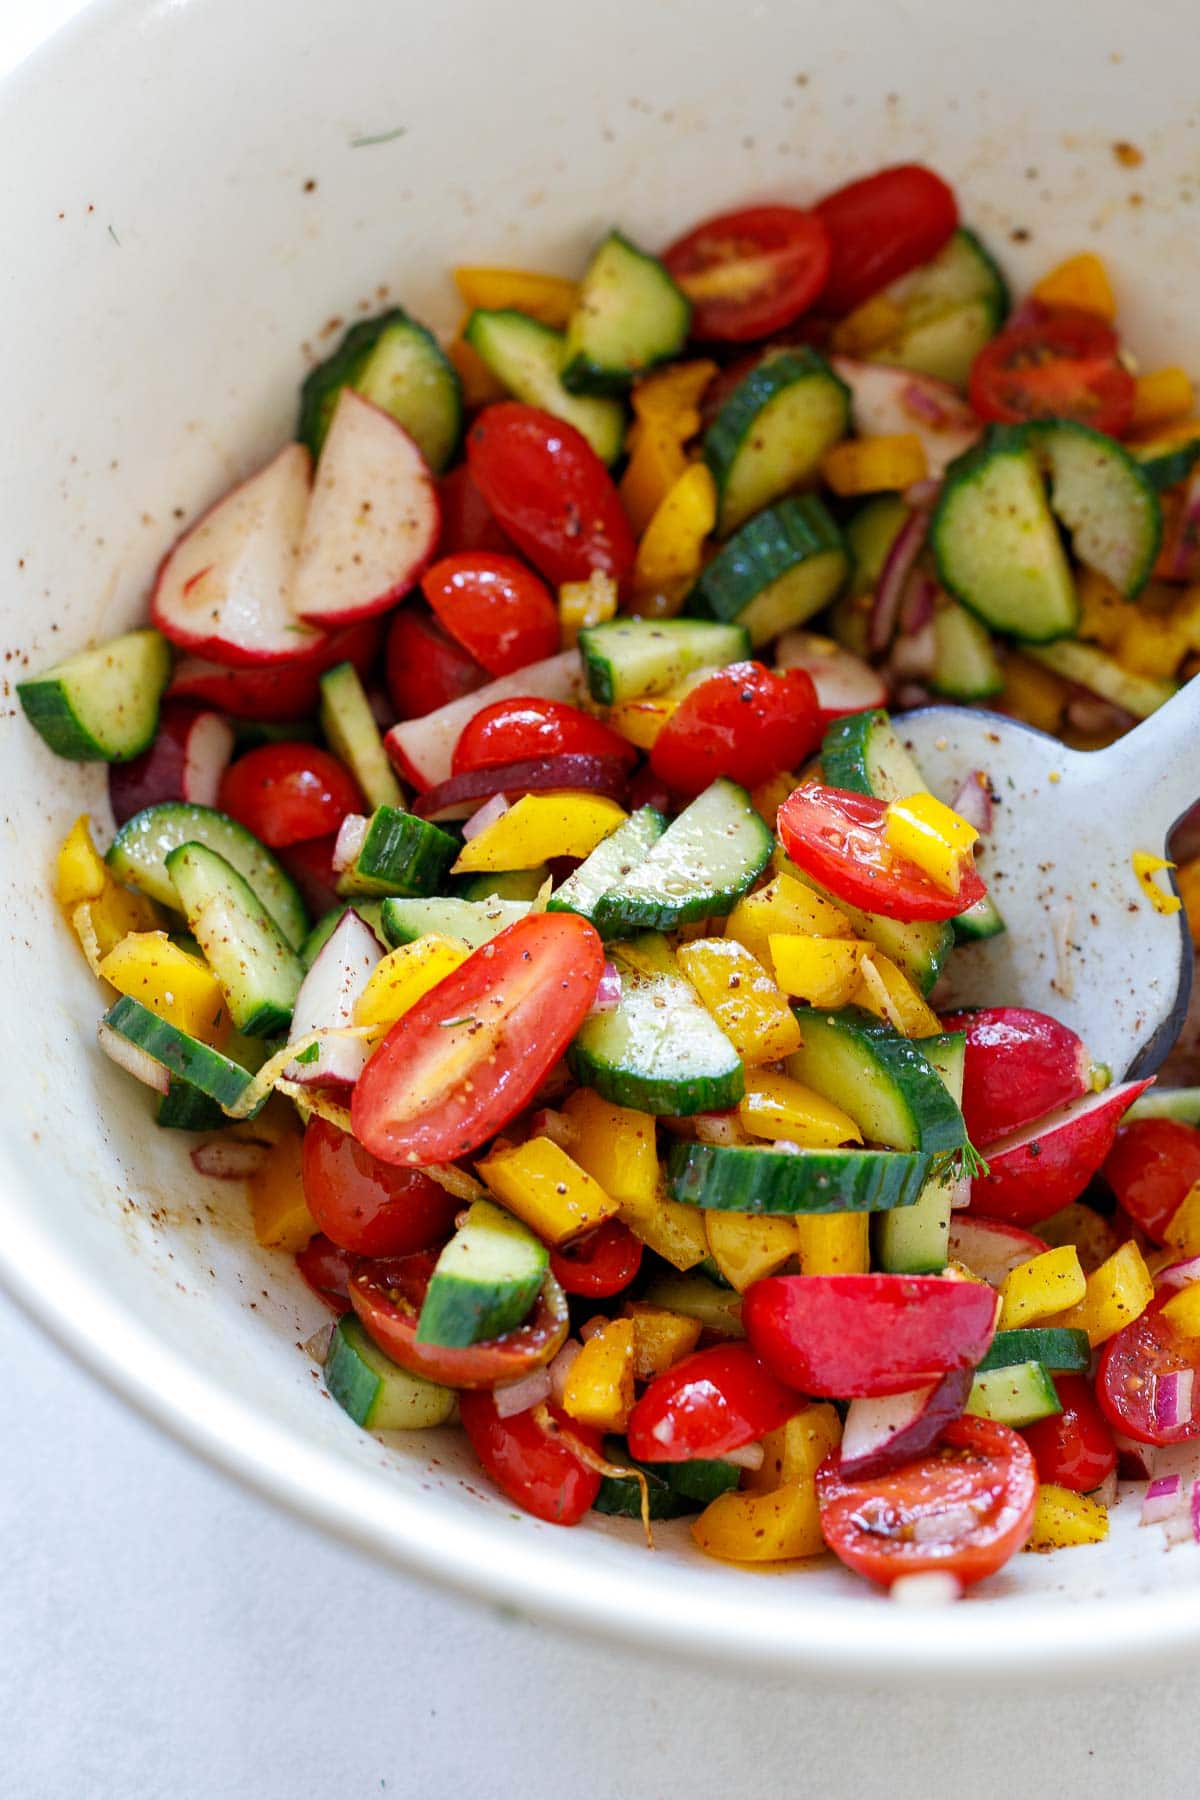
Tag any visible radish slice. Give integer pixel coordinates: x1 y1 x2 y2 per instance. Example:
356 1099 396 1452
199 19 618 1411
97 1021 170 1094
947 1215 1050 1286
838 1367 972 1478
291 390 439 627
151 442 320 666
869 509 926 654
830 357 980 478
332 813 369 874
774 630 887 718
190 1139 270 1179
109 700 230 826
968 1079 1154 1227
412 753 631 821
384 650 586 790
284 909 382 1086
461 792 510 841
1158 1255 1200 1292
182 711 235 807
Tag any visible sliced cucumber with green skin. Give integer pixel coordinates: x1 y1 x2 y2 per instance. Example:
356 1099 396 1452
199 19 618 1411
953 894 1007 944
562 231 690 395
786 1007 967 1155
977 1326 1092 1374
821 708 924 801
638 1269 745 1337
1032 419 1161 598
416 1199 548 1348
301 903 388 968
233 718 319 749
1132 429 1200 493
683 496 848 646
569 957 743 1116
930 603 1004 700
1127 1086 1200 1125
547 807 667 929
593 1443 741 1519
704 347 851 537
874 1032 965 1274
103 996 260 1112
464 309 625 464
108 803 308 949
578 617 749 706
298 307 462 471
155 1078 229 1132
167 842 305 1036
966 1361 1061 1428
380 893 528 948
336 806 458 900
319 661 402 811
777 855 953 996
18 628 171 763
668 1141 935 1215
878 299 999 389
845 494 910 598
593 779 771 935
459 868 549 903
325 1315 457 1429
864 228 1009 386
1024 639 1177 719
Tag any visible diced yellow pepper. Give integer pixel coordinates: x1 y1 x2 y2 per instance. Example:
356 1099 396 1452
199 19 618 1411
632 462 717 603
1031 253 1116 321
830 292 907 356
561 1317 636 1432
738 1070 862 1148
726 872 852 968
446 336 507 407
98 931 229 1045
853 950 942 1038
1160 1283 1200 1344
1130 370 1195 432
821 433 928 497
558 570 617 648
617 1178 709 1271
998 1245 1087 1330
1001 653 1070 734
248 1126 318 1253
84 885 165 959
750 770 798 831
794 1212 871 1276
453 266 577 326
1054 1240 1155 1346
745 1402 842 1492
676 937 802 1066
622 1302 702 1379
703 1212 797 1292
619 423 690 538
354 934 469 1036
606 689 681 751
1178 861 1200 942
1132 851 1183 917
884 791 979 895
56 815 108 907
632 359 718 426
691 1481 825 1563
1116 603 1192 679
452 792 627 872
1026 1484 1109 1552
770 933 864 1007
1075 568 1128 650
478 1136 620 1246
56 816 164 957
1164 1180 1200 1255
561 1088 660 1207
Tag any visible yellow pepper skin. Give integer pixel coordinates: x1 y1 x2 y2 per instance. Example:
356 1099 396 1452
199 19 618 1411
1074 568 1127 650
622 1302 702 1379
354 935 469 1036
618 1178 709 1271
478 1136 620 1246
561 1317 636 1432
632 360 718 426
725 871 852 968
745 1403 842 1492
56 815 163 957
452 792 627 872
452 267 577 326
1164 1181 1200 1256
56 815 108 907
81 885 165 959
606 689 681 751
691 1481 825 1563
821 433 928 497
793 1212 870 1276
561 1089 659 1207
738 1070 862 1148
558 570 617 648
1160 1283 1200 1344
770 933 863 1008
1031 253 1116 321
1131 851 1183 917
619 360 717 534
1026 1485 1109 1552
998 1245 1087 1330
98 931 229 1045
632 462 717 605
249 1126 318 1253
830 293 907 357
853 951 941 1038
676 936 802 1066
704 1212 797 1292
883 792 979 895
1000 653 1070 735
1054 1241 1155 1346
1130 370 1196 432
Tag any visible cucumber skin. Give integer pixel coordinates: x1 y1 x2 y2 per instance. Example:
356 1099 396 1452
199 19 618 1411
1136 437 1200 492
155 1079 228 1132
819 708 896 795
1031 417 1162 600
107 803 309 950
560 230 691 396
787 1006 968 1155
683 495 847 640
593 1445 740 1519
18 629 171 763
298 307 462 469
415 1267 545 1349
547 807 668 930
952 895 1007 944
568 1037 744 1117
976 1327 1092 1374
338 808 459 900
592 782 772 936
578 618 749 707
667 1141 935 1215
103 996 258 1112
704 348 850 536
167 842 304 1038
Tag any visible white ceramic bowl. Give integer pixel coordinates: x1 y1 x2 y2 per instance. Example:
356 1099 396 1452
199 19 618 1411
3 0 1198 1683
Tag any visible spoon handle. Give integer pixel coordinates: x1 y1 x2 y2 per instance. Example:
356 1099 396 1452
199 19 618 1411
1095 676 1200 845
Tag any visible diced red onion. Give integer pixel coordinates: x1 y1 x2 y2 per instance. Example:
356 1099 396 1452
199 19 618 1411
548 1339 583 1404
891 681 934 710
899 571 937 635
901 382 955 429
722 1442 764 1471
332 813 368 873
1141 1473 1183 1525
1092 1469 1119 1509
902 478 942 510
97 1022 170 1095
190 1139 269 1179
302 1322 335 1365
1154 1367 1194 1433
951 770 995 835
870 511 927 654
461 791 510 842
492 1365 554 1419
1159 469 1200 582
412 753 631 822
579 1315 607 1342
890 1571 963 1606
588 962 622 1016
527 1108 576 1149
1065 693 1137 736
948 1173 973 1210
1192 1478 1200 1545
1158 1257 1200 1293
1114 1431 1155 1480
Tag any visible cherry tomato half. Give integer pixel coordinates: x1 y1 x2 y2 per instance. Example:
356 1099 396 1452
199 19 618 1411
777 783 988 921
625 1343 797 1463
816 1417 1037 1589
458 1393 603 1525
437 464 514 558
467 403 636 591
294 1233 357 1313
549 1219 644 1299
452 696 638 776
1102 1118 1200 1244
300 1116 459 1257
385 602 489 721
1021 1374 1117 1493
349 1254 569 1389
649 661 824 798
422 552 560 678
1098 1300 1200 1446
277 832 341 918
352 913 605 1166
663 204 832 343
217 743 364 848
815 163 959 316
968 307 1135 435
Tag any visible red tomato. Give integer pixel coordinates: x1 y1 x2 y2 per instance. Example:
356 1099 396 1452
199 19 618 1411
421 552 560 677
300 1117 459 1257
437 464 514 557
816 1417 1037 1589
625 1343 796 1463
940 1006 1092 1149
815 164 959 316
649 661 824 798
1098 1300 1200 1446
349 1254 569 1389
1021 1374 1117 1493
662 204 831 343
168 617 383 721
744 1273 997 1398
1103 1118 1200 1243
968 307 1135 434
385 602 488 721
777 784 988 921
459 1393 603 1525
466 404 636 591
277 831 340 918
549 1220 644 1299
294 1233 356 1313
352 913 605 1166
452 696 638 776
217 743 363 848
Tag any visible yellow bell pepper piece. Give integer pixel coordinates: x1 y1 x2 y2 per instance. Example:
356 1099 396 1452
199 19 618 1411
561 1317 636 1432
83 885 166 960
770 933 864 1008
98 931 229 1045
830 292 907 356
1130 370 1196 433
56 815 108 907
1001 653 1070 735
738 1069 862 1148
1131 851 1183 917
632 462 717 602
853 951 942 1038
794 1212 871 1276
1026 1484 1109 1552
726 872 851 969
692 1481 825 1563
745 1402 842 1492
1031 253 1116 321
452 792 627 873
478 1136 620 1246
248 1125 318 1253
623 1302 702 1379
560 1088 659 1208
1160 1282 1200 1344
884 791 979 895
1075 568 1127 650
632 360 718 425
453 267 577 327
1181 861 1200 942
703 1212 797 1292
606 689 681 751
558 570 617 648
619 424 689 538
1164 1180 1200 1255
821 433 928 498
675 936 802 1066
56 815 163 959
750 770 797 832
446 335 507 407
354 934 469 1036
618 1178 709 1271
998 1245 1087 1330
1054 1240 1155 1346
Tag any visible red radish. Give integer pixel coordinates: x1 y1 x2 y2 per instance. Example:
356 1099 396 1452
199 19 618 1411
968 1079 1154 1227
946 1215 1049 1286
152 442 320 666
437 464 514 557
277 832 341 918
284 910 382 1086
940 1006 1095 1148
108 701 234 826
292 391 440 627
385 603 488 721
830 358 979 479
412 753 630 821
774 630 888 719
384 650 586 790
837 1367 972 1478
168 616 383 720
743 1273 997 1398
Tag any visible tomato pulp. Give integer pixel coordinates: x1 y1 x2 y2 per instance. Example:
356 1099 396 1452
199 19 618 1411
663 204 831 342
549 1219 644 1298
1102 1118 1200 1243
217 743 364 848
649 661 824 797
301 1116 459 1257
1098 1300 1200 1446
777 784 988 921
968 307 1135 434
1021 1374 1117 1492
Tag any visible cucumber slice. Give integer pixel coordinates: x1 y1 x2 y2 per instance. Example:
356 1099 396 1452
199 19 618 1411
300 903 387 968
845 494 910 598
1033 419 1161 598
464 309 625 464
108 803 308 949
874 1031 965 1274
786 1007 967 1155
568 956 743 1116
416 1199 548 1348
593 779 771 935
167 842 305 1036
684 496 848 646
820 708 924 800
953 894 1007 943
380 893 528 948
864 228 1009 385
638 1270 745 1337
929 602 1004 700
668 1141 935 1215
102 995 260 1112
779 857 952 996
298 307 462 471
704 348 850 536
1131 428 1200 492
155 1078 229 1132
318 661 403 811
966 1361 1061 1428
547 806 667 929
877 299 998 388
18 628 170 762
325 1315 456 1429
336 806 458 899
977 1327 1092 1374
459 868 549 902
578 616 749 706
593 1444 741 1519
1024 639 1176 719
562 231 690 395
